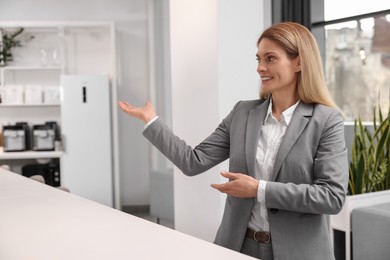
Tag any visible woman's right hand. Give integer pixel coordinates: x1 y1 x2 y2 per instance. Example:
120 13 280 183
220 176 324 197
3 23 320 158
118 100 157 124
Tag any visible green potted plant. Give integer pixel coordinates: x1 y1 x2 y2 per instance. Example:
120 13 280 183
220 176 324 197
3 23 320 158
330 100 390 260
0 27 34 66
349 103 390 195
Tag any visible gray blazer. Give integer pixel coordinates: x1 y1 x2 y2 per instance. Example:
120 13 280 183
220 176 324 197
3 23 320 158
143 98 349 260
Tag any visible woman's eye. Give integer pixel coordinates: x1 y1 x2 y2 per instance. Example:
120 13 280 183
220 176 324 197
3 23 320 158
267 56 275 62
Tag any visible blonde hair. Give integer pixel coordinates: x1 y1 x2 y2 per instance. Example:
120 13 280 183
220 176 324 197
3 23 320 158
257 22 338 109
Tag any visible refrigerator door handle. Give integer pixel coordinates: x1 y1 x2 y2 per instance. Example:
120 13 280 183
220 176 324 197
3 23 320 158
82 86 87 103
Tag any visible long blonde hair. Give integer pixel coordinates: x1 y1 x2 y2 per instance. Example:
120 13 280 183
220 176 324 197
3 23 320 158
257 22 337 109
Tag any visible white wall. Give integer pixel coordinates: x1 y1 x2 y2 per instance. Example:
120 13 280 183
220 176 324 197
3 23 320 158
169 0 220 241
0 0 151 206
169 0 267 241
217 0 267 118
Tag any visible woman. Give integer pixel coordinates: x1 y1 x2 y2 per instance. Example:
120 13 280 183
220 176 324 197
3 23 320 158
118 22 348 260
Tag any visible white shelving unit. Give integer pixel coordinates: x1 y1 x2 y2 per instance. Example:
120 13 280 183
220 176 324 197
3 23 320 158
0 21 120 209
0 104 60 107
0 147 62 160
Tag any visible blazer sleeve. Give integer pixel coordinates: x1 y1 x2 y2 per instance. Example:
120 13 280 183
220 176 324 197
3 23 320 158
265 110 349 215
142 103 239 176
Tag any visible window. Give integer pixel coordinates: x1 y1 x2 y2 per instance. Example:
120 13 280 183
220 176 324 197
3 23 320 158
315 3 390 121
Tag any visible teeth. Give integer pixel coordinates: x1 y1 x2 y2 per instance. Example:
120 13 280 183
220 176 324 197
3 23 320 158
262 77 272 80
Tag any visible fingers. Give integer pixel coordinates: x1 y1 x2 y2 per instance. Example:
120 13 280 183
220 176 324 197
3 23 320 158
211 171 258 198
220 171 239 179
118 101 129 110
118 100 137 114
118 101 139 119
117 101 127 111
210 171 239 192
118 101 133 110
210 182 230 192
118 100 149 111
145 101 155 111
118 100 157 124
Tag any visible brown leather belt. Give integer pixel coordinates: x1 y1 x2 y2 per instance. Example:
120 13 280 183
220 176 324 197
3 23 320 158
245 228 271 244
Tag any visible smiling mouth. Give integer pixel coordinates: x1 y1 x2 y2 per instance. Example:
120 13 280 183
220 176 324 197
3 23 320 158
261 76 272 83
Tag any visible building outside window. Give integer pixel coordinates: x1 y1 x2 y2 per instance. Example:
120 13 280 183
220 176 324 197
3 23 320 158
316 1 390 121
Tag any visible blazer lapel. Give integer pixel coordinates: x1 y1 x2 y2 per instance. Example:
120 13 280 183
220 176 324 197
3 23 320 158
270 102 313 181
245 98 269 177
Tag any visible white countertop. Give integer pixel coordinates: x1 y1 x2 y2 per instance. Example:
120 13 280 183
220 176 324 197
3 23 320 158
0 168 254 260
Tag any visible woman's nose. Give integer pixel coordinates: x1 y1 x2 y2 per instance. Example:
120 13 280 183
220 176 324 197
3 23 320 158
257 64 266 74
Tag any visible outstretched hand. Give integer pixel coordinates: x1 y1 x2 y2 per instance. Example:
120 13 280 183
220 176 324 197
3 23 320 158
118 100 157 123
211 171 259 198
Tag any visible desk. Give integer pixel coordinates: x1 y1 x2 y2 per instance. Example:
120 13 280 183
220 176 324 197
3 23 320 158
0 169 254 260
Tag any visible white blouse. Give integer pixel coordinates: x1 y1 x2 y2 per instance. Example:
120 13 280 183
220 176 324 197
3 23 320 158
248 99 300 232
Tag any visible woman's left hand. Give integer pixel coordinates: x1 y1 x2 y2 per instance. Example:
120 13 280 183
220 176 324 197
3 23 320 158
211 171 259 198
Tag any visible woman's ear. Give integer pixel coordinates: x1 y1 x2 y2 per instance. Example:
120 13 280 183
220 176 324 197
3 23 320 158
295 57 301 72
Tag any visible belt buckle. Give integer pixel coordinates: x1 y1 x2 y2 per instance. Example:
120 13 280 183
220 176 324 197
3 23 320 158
254 231 271 244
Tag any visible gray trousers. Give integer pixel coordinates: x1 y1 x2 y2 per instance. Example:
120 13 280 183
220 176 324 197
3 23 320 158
240 237 274 260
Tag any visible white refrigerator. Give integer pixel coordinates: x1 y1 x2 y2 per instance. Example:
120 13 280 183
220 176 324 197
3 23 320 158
60 75 113 207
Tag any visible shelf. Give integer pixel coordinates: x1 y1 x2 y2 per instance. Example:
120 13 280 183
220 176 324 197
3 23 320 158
0 147 62 160
1 66 62 71
0 103 60 108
